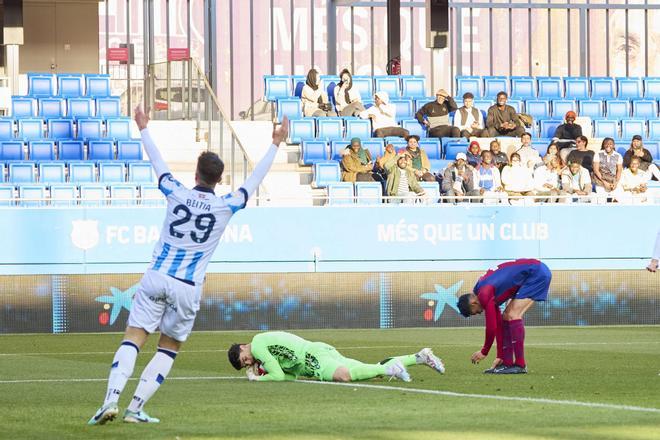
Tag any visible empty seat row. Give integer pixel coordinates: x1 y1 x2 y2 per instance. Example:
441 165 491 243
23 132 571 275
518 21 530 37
27 73 111 98
0 182 163 207
325 181 442 205
11 96 121 119
0 139 142 161
0 161 155 184
456 76 660 100
0 117 134 141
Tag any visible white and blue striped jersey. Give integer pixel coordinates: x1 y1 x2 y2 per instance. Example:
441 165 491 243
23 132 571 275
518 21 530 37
139 127 278 286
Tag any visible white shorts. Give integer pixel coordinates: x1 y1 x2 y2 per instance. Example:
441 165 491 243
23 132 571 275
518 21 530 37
127 270 202 342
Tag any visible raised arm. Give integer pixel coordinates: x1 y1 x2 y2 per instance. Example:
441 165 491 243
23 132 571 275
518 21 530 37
240 116 288 198
134 106 170 179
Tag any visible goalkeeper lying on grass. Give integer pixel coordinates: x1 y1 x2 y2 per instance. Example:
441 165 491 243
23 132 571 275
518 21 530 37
228 331 445 382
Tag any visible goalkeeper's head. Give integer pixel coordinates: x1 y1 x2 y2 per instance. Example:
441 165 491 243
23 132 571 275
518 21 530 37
228 343 254 370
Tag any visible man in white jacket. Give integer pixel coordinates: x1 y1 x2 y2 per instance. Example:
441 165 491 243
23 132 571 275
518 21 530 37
359 91 409 138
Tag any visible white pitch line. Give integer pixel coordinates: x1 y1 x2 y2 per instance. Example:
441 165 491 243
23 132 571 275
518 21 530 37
0 376 243 384
1 341 659 357
296 380 660 414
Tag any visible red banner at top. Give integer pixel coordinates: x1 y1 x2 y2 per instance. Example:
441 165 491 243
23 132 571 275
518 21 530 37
107 48 129 62
167 48 190 61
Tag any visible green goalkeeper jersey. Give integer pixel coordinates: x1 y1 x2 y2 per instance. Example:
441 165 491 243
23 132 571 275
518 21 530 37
250 331 318 382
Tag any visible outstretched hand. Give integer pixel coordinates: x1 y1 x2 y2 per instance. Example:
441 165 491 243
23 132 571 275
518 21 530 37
471 350 486 364
272 116 289 146
134 105 151 131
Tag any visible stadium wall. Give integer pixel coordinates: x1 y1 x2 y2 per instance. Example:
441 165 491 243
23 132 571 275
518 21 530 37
1 205 658 333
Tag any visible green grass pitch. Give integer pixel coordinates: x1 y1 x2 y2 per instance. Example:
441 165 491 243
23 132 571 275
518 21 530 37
1 326 659 440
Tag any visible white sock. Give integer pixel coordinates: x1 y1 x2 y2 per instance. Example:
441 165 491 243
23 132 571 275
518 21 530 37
127 347 177 412
103 341 139 405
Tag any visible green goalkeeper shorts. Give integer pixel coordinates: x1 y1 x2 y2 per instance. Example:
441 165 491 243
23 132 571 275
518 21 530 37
305 342 352 381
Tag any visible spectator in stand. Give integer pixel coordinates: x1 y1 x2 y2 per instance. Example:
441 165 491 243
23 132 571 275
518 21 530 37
466 141 482 168
561 161 593 203
334 69 365 117
486 92 525 137
442 153 480 203
553 111 582 154
501 153 535 202
622 135 660 181
453 92 486 138
620 156 651 204
301 69 336 117
359 91 409 138
383 152 426 204
592 137 624 203
514 132 542 169
405 135 436 182
489 140 509 171
341 138 375 182
566 136 594 174
538 142 560 169
648 230 660 272
475 150 508 204
533 156 563 203
415 88 460 138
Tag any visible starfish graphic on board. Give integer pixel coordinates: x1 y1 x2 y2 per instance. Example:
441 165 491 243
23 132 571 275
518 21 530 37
95 284 138 325
420 281 463 321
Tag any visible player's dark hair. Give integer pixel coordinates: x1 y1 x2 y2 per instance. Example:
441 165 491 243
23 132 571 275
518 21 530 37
496 91 508 99
197 151 224 186
457 294 473 318
227 343 243 370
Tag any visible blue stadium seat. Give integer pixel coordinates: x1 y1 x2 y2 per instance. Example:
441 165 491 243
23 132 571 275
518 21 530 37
327 182 354 205
140 183 165 206
276 98 302 121
551 99 576 118
301 140 328 165
631 99 657 119
68 98 94 119
355 182 382 205
400 75 426 98
69 162 96 183
317 118 344 141
0 119 14 140
643 77 660 99
578 100 603 118
85 74 111 97
386 138 407 151
414 97 435 112
128 162 154 182
614 143 628 158
12 97 37 118
29 140 56 161
77 118 103 140
649 120 660 140
28 74 56 96
0 141 24 161
58 140 84 160
532 139 550 156
374 76 400 97
455 76 481 98
19 184 47 207
593 119 619 138
48 118 74 139
564 77 589 99
99 161 126 183
510 76 536 99
430 159 452 173
444 141 469 160
50 184 77 206
345 118 371 140
401 119 425 138
0 162 4 182
320 75 341 94
351 76 373 98
79 183 106 206
330 140 350 161
537 77 563 99
96 97 121 118
117 140 143 161
590 77 616 99
483 76 508 98
9 162 36 183
292 75 305 98
106 118 132 140
89 140 114 160
473 99 493 114
419 182 440 203
0 184 14 206
507 99 523 113
419 138 441 160
606 100 630 118
616 77 642 99
390 98 414 119
525 100 550 119
18 118 44 141
313 161 341 188
57 74 84 98
264 75 292 101
621 119 646 140
288 118 315 144
362 98 375 109
539 120 562 138
39 98 66 119
38 162 66 183
362 138 385 157
644 141 660 160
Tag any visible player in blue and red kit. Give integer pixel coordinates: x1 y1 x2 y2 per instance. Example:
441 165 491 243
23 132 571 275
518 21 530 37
456 259 552 374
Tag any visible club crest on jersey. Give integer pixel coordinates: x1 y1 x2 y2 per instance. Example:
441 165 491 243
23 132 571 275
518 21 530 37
70 220 100 250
